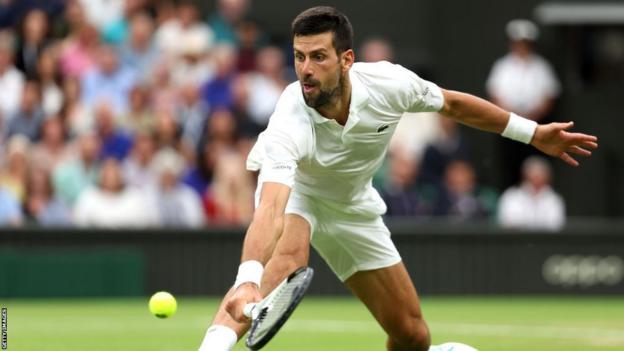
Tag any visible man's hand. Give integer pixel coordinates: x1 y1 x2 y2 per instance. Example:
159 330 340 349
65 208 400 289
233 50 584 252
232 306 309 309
531 122 598 167
225 283 262 323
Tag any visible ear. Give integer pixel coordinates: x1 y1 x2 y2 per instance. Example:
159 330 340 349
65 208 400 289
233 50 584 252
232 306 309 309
341 49 355 72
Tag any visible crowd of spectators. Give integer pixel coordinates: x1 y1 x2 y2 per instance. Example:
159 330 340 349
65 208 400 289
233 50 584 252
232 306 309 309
0 1 565 230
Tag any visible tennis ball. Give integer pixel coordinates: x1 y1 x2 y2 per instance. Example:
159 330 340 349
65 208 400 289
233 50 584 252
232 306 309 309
149 291 177 318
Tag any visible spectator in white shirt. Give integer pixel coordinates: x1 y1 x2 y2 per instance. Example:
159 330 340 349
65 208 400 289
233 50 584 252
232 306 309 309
486 19 562 188
0 31 24 121
498 156 565 231
154 2 214 59
486 19 560 121
73 157 154 227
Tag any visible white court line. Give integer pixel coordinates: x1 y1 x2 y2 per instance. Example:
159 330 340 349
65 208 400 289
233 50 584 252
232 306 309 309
283 319 624 345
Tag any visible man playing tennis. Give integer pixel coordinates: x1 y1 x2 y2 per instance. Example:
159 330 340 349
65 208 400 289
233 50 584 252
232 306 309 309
199 6 597 351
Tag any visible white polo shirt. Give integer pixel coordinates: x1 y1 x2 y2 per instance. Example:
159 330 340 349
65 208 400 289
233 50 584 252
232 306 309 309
247 61 444 216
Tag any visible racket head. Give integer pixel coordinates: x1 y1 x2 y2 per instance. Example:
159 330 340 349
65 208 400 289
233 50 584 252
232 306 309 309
245 266 314 350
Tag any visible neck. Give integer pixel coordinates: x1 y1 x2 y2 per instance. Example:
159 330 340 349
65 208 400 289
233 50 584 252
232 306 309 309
316 75 352 125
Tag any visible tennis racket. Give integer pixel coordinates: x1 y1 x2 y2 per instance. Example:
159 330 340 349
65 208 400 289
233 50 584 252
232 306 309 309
243 266 314 350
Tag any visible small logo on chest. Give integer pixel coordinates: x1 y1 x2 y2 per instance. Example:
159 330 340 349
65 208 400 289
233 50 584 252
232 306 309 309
376 124 390 133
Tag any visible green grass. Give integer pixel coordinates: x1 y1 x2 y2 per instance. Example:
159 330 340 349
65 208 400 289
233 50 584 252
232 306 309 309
2 296 623 350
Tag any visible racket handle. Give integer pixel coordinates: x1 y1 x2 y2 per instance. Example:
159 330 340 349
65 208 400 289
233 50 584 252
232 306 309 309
243 303 257 318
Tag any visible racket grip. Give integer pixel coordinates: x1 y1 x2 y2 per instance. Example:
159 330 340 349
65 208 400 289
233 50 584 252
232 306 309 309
243 303 257 318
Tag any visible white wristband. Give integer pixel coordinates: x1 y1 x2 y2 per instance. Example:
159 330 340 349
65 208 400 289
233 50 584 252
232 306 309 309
233 260 264 289
501 113 537 144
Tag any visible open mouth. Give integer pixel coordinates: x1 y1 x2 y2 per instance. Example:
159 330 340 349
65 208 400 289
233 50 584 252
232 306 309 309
302 83 317 94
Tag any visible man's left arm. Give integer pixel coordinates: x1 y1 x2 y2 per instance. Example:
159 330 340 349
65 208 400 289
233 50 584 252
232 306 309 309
438 89 598 166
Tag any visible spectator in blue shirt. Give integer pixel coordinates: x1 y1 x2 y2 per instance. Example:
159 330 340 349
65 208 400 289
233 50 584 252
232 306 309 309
93 101 133 161
80 45 136 114
0 186 22 227
6 80 45 142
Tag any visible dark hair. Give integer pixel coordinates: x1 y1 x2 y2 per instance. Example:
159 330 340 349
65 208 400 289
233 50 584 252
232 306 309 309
292 6 353 55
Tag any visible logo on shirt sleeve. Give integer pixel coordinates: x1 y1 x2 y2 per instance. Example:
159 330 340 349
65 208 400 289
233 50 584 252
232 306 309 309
377 124 390 133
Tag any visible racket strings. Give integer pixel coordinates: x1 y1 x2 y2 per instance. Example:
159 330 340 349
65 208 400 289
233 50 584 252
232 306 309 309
255 282 298 335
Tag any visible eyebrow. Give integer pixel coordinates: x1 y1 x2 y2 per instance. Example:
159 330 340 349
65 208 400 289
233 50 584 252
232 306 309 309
293 48 329 55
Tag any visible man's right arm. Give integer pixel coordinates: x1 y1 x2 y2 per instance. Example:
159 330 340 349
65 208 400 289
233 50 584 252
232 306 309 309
241 182 292 264
225 181 291 322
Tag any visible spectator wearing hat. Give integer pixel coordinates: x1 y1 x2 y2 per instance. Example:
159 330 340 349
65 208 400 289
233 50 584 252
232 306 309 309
486 19 561 187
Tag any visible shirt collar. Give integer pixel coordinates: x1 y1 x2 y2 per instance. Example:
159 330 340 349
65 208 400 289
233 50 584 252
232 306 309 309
301 68 370 125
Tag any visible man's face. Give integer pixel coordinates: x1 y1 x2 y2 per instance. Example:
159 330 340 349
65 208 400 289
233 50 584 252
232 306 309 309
294 32 351 109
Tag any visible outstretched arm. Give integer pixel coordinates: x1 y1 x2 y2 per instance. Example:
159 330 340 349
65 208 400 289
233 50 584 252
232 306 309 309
225 181 291 322
438 89 598 166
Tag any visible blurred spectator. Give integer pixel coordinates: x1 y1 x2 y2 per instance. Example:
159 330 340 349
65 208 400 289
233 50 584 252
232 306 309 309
208 0 250 45
245 46 287 128
36 47 64 116
498 156 565 231
73 157 154 227
148 60 178 112
146 148 204 227
231 75 262 139
120 84 154 134
0 31 25 120
201 43 238 110
154 1 214 59
153 107 182 152
52 130 100 205
60 76 90 134
15 8 51 78
78 0 123 31
0 135 31 203
487 19 560 120
102 0 148 45
360 37 394 63
183 139 220 196
118 12 158 80
23 166 71 226
30 116 71 172
170 36 214 87
93 101 133 161
419 116 470 187
380 149 429 217
6 79 45 142
154 0 177 28
59 21 99 79
178 82 209 153
0 185 22 227
0 0 64 30
56 0 88 40
486 19 561 187
122 129 157 189
205 148 253 224
207 108 238 146
236 19 264 72
433 160 497 220
81 45 137 114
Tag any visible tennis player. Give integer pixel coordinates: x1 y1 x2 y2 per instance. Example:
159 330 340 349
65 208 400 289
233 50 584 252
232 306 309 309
199 6 597 351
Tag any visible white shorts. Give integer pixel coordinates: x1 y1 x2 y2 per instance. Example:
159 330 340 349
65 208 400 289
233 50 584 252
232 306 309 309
280 189 402 282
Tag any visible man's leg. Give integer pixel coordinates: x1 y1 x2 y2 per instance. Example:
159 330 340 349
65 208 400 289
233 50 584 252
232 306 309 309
198 214 311 350
345 262 430 351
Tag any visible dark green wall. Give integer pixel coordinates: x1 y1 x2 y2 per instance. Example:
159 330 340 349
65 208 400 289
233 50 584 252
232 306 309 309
2 226 624 297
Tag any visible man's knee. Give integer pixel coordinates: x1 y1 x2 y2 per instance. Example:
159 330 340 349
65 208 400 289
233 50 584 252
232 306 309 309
387 317 430 351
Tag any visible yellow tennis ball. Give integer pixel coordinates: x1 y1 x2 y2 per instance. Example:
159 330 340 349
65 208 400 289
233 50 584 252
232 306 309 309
149 291 177 319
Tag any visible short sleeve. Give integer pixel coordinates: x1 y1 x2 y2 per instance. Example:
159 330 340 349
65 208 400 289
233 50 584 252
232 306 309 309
246 88 313 188
364 61 444 113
